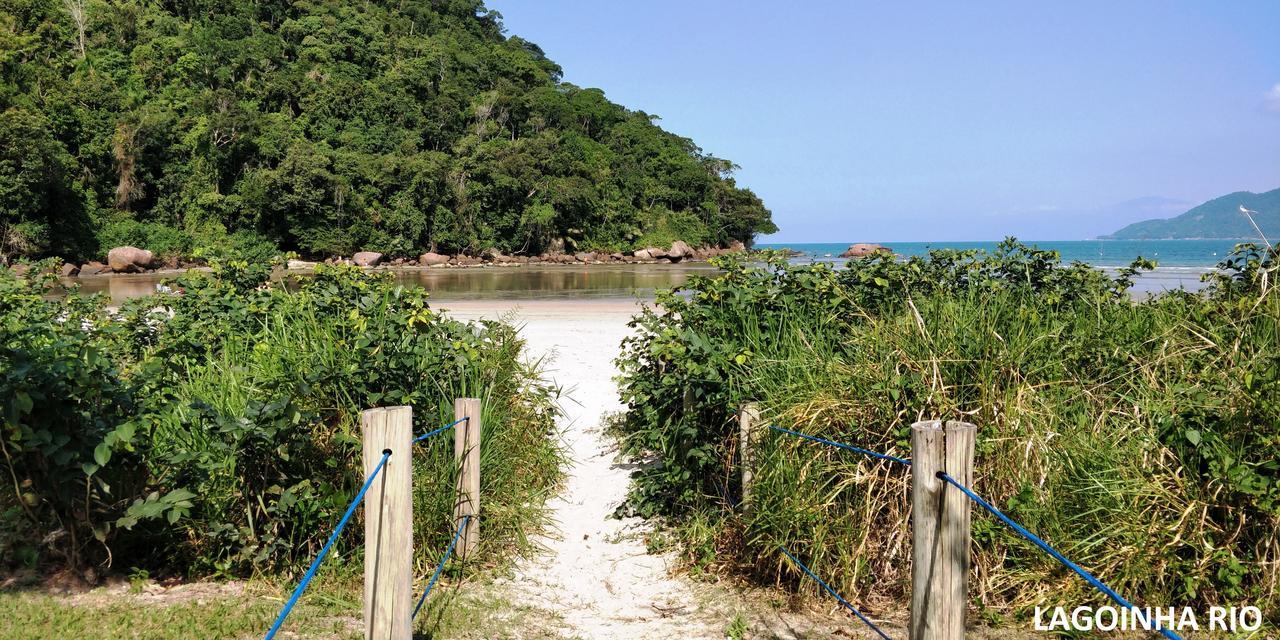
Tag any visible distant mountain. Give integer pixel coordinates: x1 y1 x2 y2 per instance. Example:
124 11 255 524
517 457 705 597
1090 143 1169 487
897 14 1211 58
1103 189 1280 240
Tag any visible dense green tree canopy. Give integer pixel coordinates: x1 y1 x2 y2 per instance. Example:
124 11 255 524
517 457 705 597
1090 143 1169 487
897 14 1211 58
0 0 775 262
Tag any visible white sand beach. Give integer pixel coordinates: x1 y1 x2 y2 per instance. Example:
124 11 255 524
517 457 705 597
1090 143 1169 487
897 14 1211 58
439 298 893 639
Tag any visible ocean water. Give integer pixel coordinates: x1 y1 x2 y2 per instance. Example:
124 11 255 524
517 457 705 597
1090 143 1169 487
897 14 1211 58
756 239 1255 292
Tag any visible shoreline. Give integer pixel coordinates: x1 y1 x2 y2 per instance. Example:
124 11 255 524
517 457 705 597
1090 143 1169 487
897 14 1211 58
50 258 1216 305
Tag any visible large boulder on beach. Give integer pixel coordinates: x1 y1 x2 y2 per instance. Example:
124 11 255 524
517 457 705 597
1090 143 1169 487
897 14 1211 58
352 251 384 267
840 243 890 258
107 246 154 273
419 252 449 266
667 240 693 261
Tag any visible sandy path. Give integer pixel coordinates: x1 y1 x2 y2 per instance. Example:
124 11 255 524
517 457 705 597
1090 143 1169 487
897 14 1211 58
440 299 722 639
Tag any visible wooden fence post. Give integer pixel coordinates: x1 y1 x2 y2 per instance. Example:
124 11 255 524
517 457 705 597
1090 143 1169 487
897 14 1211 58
941 421 976 640
911 419 976 640
739 402 761 508
910 420 944 640
362 406 413 640
453 397 481 559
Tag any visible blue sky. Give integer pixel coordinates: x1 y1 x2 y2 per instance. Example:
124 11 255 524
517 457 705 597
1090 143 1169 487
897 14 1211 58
490 1 1280 242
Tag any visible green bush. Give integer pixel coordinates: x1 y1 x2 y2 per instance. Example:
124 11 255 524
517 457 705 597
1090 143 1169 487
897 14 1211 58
615 240 1279 621
1 263 561 577
96 219 194 261
632 207 713 250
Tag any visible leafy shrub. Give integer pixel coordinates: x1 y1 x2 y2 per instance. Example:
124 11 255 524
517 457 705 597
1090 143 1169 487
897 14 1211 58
1 263 561 577
633 207 713 250
615 240 1279 621
96 219 194 261
0 264 144 568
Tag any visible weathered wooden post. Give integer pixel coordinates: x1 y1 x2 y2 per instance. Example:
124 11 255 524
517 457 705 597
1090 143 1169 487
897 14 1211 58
910 419 976 640
941 421 976 640
739 402 761 508
362 406 413 640
911 420 944 640
453 397 481 558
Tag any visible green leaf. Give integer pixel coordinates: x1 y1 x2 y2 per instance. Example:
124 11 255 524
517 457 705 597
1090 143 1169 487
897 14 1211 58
1185 429 1201 446
93 442 111 466
13 392 32 415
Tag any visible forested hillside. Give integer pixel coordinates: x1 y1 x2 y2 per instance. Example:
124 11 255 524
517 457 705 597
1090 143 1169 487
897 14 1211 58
0 0 774 263
1104 188 1279 240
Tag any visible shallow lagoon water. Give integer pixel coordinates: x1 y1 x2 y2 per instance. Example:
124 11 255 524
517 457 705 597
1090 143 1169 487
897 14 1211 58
64 259 1210 305
65 263 723 305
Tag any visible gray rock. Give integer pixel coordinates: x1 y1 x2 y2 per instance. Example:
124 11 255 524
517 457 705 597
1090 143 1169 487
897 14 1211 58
633 249 653 260
482 248 510 262
107 246 155 273
666 240 694 262
79 262 110 276
287 259 318 270
419 252 449 266
352 251 384 267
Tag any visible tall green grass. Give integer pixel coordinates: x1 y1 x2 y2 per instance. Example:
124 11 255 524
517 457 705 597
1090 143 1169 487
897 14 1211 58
615 241 1279 622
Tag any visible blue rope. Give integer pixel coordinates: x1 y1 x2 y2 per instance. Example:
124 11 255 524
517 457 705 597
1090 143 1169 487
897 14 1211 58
264 451 391 640
937 472 1182 640
779 545 892 640
411 514 472 619
770 425 912 466
415 416 468 443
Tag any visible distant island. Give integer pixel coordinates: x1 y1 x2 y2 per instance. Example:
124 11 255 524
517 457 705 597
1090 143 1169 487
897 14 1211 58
1102 188 1279 240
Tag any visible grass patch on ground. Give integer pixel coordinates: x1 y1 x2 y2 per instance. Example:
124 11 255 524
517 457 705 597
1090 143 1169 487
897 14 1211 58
0 578 360 640
0 571 577 640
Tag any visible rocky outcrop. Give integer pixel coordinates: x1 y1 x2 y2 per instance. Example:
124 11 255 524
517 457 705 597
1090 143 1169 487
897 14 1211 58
840 243 890 258
107 246 155 273
60 263 80 277
666 240 693 262
352 251 384 267
480 248 500 261
727 240 746 252
419 252 449 266
287 259 318 270
79 262 110 276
